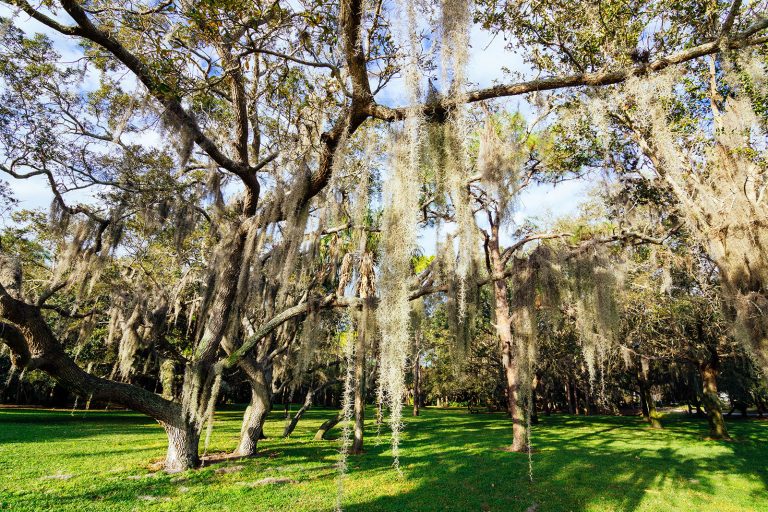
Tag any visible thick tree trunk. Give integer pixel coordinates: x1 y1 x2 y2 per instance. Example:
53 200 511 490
699 359 731 440
504 351 527 451
314 414 342 440
0 289 198 471
193 229 247 362
695 320 731 440
235 363 272 456
162 422 200 473
646 389 662 428
639 381 662 428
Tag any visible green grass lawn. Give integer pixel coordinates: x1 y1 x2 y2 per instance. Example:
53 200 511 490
0 406 766 511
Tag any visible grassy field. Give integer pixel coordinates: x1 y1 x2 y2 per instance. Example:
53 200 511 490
0 406 766 511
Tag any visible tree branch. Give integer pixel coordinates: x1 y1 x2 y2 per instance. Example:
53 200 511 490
366 17 768 122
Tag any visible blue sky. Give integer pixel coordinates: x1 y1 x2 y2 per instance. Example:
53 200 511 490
1 5 592 245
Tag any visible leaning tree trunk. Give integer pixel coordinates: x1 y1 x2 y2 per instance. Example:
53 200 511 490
314 413 342 440
0 283 199 472
699 358 731 440
235 361 272 456
283 379 340 438
283 387 313 438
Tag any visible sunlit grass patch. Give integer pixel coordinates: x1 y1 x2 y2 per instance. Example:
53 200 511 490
0 407 766 511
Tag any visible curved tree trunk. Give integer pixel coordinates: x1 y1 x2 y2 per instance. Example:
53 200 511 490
314 413 342 441
283 379 341 438
0 291 200 471
283 388 312 438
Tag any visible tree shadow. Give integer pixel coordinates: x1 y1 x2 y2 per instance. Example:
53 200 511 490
0 408 159 444
2 406 766 511
341 410 768 512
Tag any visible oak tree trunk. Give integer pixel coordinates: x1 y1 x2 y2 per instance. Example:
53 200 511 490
235 363 272 456
283 379 339 438
314 414 342 440
412 331 421 417
0 288 198 471
351 301 368 454
699 359 731 440
639 381 662 429
283 387 313 438
487 229 527 452
162 422 201 473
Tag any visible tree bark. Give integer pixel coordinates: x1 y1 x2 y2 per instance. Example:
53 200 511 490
699 359 731 440
485 227 527 452
283 387 313 438
412 330 421 417
645 389 661 428
234 362 272 456
314 414 342 440
283 379 340 438
162 422 201 473
351 301 368 454
0 286 199 471
639 378 662 429
573 380 582 415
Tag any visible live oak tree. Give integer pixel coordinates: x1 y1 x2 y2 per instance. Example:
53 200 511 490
1 0 767 473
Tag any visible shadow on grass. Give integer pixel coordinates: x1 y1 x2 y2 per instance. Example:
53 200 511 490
1 406 766 511
340 411 768 512
0 409 160 444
